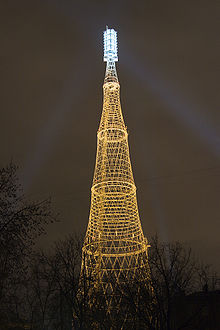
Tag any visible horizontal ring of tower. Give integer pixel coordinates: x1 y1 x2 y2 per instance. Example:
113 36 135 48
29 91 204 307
82 240 149 257
91 181 136 195
103 81 120 90
97 128 127 142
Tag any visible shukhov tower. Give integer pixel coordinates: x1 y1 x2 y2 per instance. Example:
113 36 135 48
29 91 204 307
81 27 150 310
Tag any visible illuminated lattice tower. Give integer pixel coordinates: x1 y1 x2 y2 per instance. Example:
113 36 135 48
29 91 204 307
81 27 150 311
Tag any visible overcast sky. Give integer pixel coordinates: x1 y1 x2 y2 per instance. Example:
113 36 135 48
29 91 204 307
1 0 219 270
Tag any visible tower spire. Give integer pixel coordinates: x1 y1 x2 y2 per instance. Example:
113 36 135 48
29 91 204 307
103 27 118 83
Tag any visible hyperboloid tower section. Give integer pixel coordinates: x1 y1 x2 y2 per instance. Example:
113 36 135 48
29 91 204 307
81 27 150 311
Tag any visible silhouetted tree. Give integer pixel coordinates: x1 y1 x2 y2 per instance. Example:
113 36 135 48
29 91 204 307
20 235 109 329
116 235 218 329
0 162 56 326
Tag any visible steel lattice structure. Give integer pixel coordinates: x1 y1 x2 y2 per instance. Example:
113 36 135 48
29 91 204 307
81 27 150 311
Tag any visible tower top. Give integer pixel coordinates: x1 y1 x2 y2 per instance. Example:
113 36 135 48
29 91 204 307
103 27 118 62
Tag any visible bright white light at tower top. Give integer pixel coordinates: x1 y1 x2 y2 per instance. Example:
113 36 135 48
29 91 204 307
103 27 118 62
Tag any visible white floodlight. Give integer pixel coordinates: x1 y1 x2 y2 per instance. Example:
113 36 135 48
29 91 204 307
103 27 118 62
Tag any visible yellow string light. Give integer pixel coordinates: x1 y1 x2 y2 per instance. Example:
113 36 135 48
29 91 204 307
80 28 150 311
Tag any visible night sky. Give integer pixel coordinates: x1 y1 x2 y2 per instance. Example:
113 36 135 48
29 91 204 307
1 1 219 270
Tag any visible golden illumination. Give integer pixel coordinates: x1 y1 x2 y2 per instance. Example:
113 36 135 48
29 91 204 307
81 29 150 311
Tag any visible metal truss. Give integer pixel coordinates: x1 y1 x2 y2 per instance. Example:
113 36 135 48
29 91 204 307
81 28 150 313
